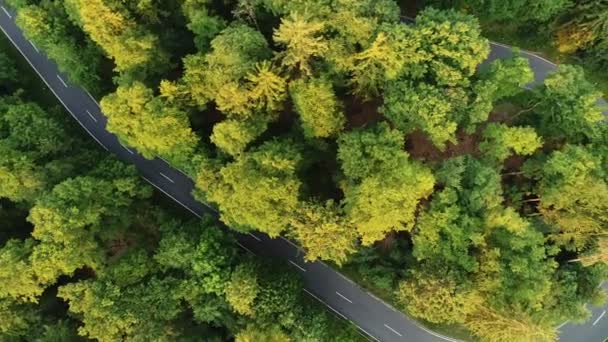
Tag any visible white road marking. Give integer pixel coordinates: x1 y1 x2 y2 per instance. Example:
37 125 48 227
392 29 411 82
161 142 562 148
235 241 255 255
0 25 109 152
85 90 100 107
384 324 403 337
1 6 12 18
288 260 306 272
302 288 349 321
593 310 606 326
248 233 261 241
142 177 201 218
357 327 380 342
280 236 303 250
120 142 133 154
335 291 353 303
557 320 569 329
28 40 39 52
85 110 97 122
159 172 174 183
56 74 68 87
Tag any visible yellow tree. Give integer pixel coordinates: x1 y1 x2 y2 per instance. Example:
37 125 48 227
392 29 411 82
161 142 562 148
289 201 357 265
465 307 557 342
273 13 328 76
101 82 198 164
289 78 345 138
65 0 167 73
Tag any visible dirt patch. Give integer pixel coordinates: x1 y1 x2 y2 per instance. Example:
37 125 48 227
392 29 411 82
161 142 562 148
343 96 383 130
406 129 480 163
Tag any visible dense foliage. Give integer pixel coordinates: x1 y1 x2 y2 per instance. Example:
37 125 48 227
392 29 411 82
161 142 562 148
3 0 607 341
0 44 360 341
426 0 608 90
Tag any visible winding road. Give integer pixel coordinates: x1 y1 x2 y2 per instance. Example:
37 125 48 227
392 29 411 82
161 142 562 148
0 3 606 341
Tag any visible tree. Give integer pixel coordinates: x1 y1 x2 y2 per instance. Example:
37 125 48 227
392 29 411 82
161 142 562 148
528 145 608 251
0 239 43 302
154 216 236 296
16 2 104 92
0 148 46 203
225 263 259 316
478 226 557 314
252 264 302 329
396 271 481 324
412 157 505 276
290 78 344 138
211 118 268 156
236 325 290 342
555 0 608 53
182 24 271 109
413 8 490 87
64 0 168 75
59 275 184 341
467 56 534 131
479 123 542 163
382 81 458 149
0 51 18 89
531 65 603 143
247 61 288 112
101 82 198 164
337 122 406 181
2 102 71 157
27 160 152 283
289 201 357 265
273 12 328 76
349 24 423 97
338 124 435 244
201 139 303 237
451 0 570 24
180 0 226 51
465 306 557 342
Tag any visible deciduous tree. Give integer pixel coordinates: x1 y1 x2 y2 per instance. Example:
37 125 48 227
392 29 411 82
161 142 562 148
290 78 344 138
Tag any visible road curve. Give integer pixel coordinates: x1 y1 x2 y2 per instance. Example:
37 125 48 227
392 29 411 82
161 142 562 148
0 3 605 341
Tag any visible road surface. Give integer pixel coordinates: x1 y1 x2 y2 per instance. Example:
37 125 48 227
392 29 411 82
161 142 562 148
0 3 605 341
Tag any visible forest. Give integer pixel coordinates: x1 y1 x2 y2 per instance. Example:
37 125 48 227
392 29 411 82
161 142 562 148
0 29 361 342
1 0 607 341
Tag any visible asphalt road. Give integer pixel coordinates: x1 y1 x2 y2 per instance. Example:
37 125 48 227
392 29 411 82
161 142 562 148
0 3 605 341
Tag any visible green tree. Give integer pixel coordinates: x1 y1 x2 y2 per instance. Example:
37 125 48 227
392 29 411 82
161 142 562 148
451 0 570 24
180 0 226 51
414 8 490 86
467 56 534 130
338 123 435 245
479 123 543 163
531 65 604 143
556 0 608 53
182 24 271 109
527 145 608 251
16 2 104 92
290 78 344 138
382 81 458 149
